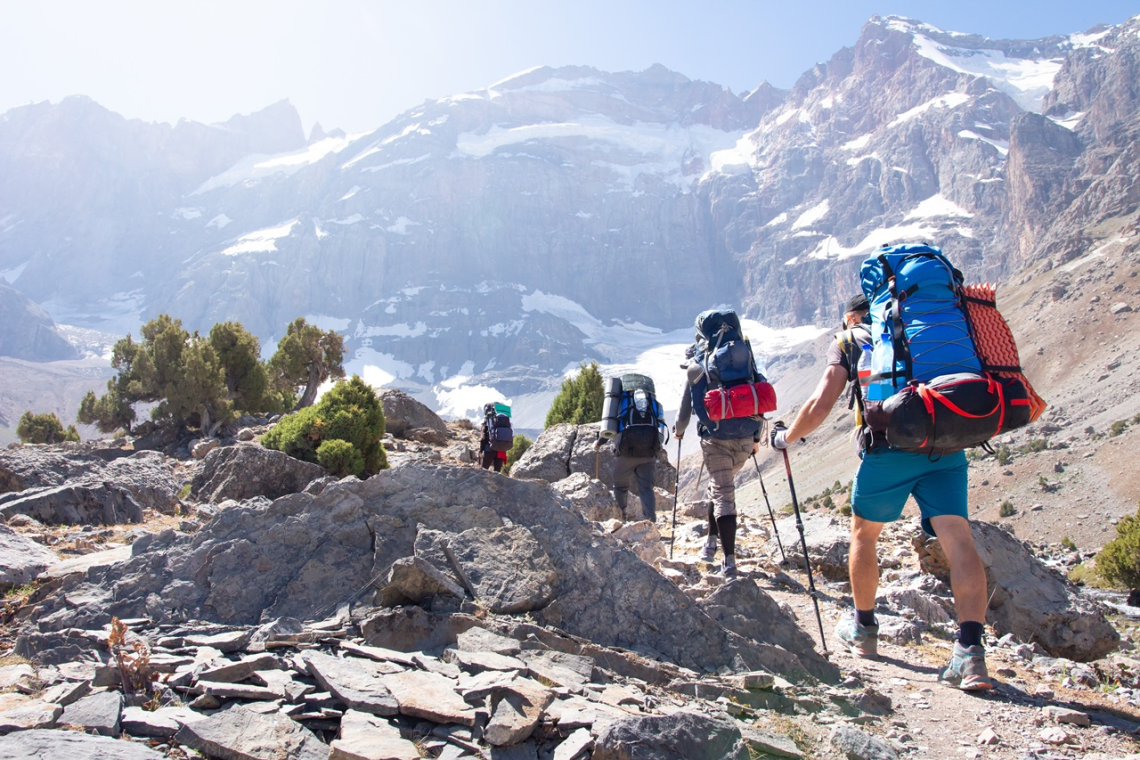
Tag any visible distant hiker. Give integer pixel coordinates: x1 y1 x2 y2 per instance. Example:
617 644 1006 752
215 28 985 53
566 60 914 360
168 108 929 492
599 374 668 521
773 245 1016 692
674 310 775 579
480 402 513 472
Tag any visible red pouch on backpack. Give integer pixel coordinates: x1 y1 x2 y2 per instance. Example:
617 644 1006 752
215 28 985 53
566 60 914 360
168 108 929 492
704 382 776 422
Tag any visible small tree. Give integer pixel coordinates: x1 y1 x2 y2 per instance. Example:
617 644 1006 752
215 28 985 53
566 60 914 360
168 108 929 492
1097 507 1140 589
262 375 387 476
17 411 80 444
544 361 604 428
267 318 346 411
209 321 277 413
504 434 533 475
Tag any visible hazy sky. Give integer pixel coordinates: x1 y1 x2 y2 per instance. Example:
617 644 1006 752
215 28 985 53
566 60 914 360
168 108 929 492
2 1 1135 136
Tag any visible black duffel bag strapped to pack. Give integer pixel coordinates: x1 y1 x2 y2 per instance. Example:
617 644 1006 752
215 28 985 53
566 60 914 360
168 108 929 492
868 372 1036 456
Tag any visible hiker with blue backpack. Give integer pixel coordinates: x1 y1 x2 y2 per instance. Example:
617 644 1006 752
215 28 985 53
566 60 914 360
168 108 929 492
599 374 668 521
480 402 513 472
674 310 777 579
772 244 1045 691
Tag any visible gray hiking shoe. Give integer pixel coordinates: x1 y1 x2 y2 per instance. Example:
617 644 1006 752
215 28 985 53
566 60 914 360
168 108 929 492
939 642 994 691
722 555 738 579
835 613 879 658
698 540 717 563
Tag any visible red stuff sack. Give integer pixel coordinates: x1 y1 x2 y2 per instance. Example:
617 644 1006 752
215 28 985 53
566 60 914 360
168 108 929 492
703 382 777 422
880 372 1035 455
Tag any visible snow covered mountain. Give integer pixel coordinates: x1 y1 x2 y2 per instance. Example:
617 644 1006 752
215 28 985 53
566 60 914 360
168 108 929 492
0 14 1137 428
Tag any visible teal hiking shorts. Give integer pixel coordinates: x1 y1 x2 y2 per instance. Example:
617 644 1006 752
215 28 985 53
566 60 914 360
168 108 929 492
850 449 969 536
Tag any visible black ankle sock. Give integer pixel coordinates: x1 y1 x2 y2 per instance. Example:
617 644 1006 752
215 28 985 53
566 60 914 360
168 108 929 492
716 515 737 557
958 621 984 648
707 503 719 539
856 608 877 628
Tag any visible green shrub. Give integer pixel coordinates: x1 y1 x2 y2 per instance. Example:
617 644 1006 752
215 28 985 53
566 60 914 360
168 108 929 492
1111 420 1129 437
1062 535 1078 552
544 361 604 428
262 375 387 476
504 434 533 475
821 494 834 510
1024 438 1049 452
999 500 1016 518
839 504 852 517
995 446 1013 466
17 411 81 444
317 439 364 478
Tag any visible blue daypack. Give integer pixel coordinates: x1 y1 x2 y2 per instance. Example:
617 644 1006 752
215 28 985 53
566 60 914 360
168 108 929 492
860 244 981 389
616 373 666 458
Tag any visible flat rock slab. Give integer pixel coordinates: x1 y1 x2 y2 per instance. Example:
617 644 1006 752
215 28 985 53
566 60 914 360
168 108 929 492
380 556 465 606
173 629 251 653
60 690 123 736
485 678 554 747
829 726 898 760
198 652 280 683
0 728 166 759
44 544 132 579
0 700 61 732
553 727 594 760
195 681 281 701
0 482 143 526
0 664 35 691
39 679 92 707
456 628 522 656
517 651 594 689
330 709 420 760
382 670 477 726
444 648 527 674
339 641 418 667
121 705 207 738
741 727 803 759
0 525 57 588
303 651 399 716
175 703 329 760
593 712 750 760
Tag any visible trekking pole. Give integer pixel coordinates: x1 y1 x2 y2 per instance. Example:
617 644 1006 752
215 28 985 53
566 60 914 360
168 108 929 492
750 454 786 563
669 438 682 559
775 423 829 656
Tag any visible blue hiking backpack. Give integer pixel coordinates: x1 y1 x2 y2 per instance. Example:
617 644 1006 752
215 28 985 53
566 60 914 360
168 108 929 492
859 244 1033 455
615 373 666 458
689 309 766 440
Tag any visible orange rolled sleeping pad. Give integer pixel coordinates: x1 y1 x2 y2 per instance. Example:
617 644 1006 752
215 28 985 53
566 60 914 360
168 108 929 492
961 284 1047 423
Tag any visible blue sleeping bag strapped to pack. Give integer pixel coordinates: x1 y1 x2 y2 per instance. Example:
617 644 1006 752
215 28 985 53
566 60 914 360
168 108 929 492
860 244 981 391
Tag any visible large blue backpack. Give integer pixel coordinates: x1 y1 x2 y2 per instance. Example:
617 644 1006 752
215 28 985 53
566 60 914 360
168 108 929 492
859 244 1034 454
616 374 666 458
860 244 981 388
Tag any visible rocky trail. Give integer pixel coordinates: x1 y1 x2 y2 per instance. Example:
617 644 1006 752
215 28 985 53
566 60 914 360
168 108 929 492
0 388 1136 759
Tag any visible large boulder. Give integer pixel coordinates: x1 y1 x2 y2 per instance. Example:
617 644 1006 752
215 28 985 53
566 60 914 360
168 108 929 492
191 444 327 502
0 525 57 588
771 512 850 580
593 712 750 760
513 424 676 491
380 388 448 438
0 483 143 525
102 451 183 514
914 521 1119 661
550 473 622 522
0 446 102 493
18 462 837 684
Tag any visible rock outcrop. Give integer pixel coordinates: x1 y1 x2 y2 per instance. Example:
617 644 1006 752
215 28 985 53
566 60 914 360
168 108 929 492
190 443 327 502
513 424 676 492
0 283 78 362
380 388 449 439
914 521 1119 661
19 461 837 684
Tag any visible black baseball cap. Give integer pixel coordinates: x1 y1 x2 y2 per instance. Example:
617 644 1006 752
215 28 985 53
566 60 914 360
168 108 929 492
846 293 869 313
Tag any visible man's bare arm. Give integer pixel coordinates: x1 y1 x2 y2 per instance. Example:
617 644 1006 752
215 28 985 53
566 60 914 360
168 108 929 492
785 365 849 444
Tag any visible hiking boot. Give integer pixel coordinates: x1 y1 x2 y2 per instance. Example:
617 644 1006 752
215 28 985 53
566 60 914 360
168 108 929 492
722 555 738 580
835 613 879 658
939 642 994 692
698 540 717 563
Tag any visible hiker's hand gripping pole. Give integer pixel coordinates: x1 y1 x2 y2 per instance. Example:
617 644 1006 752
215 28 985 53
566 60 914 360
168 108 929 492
774 421 829 656
750 454 785 563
